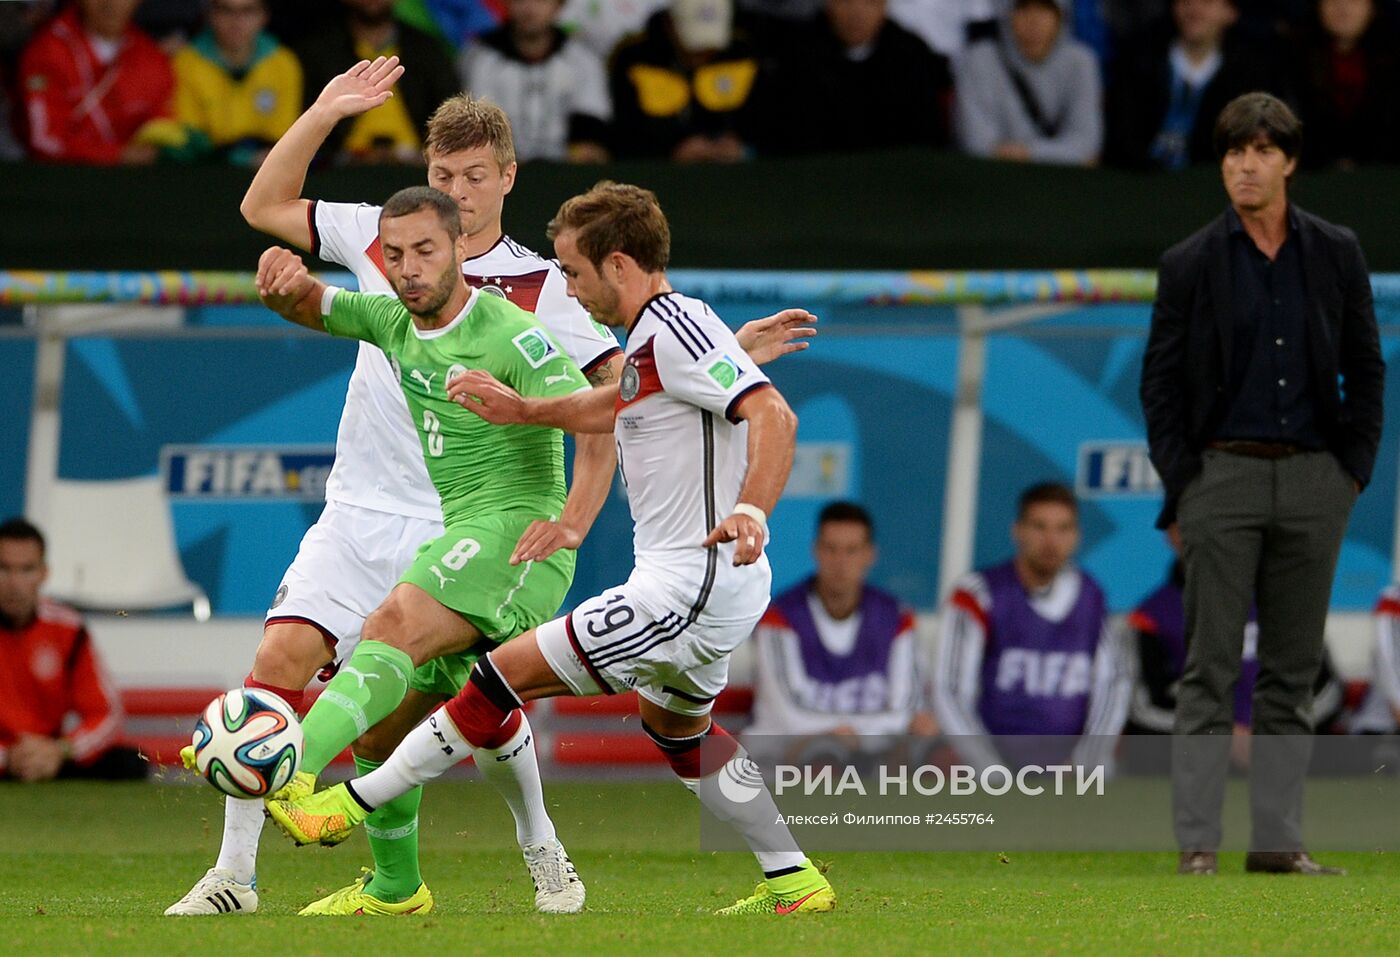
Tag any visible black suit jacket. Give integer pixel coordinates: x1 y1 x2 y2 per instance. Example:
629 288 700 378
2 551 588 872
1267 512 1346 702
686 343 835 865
1140 205 1385 528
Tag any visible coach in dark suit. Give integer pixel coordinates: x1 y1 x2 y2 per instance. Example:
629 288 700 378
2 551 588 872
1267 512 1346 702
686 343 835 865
1140 92 1384 876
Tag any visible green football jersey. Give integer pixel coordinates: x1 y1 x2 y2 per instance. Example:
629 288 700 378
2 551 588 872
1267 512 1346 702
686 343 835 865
323 287 589 525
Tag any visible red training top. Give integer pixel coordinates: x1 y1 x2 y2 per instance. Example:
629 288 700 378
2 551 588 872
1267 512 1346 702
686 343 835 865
0 598 123 773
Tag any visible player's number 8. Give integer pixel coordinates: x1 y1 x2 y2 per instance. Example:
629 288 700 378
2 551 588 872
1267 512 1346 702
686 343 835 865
423 410 444 457
442 538 481 570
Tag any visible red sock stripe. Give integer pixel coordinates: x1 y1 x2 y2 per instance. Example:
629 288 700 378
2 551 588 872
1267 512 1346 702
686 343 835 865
243 676 305 715
659 722 739 779
443 680 518 749
478 708 523 750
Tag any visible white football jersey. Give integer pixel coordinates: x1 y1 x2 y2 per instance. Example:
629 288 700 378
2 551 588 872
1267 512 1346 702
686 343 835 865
613 291 773 625
309 201 621 519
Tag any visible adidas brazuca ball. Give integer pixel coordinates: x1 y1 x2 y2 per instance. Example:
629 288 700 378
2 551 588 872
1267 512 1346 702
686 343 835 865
192 689 303 798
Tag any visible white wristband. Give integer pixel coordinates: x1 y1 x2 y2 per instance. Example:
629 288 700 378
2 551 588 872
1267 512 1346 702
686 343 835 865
319 285 343 317
732 503 767 528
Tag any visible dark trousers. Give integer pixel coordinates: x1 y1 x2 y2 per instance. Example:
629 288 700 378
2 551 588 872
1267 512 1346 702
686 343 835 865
1171 449 1355 852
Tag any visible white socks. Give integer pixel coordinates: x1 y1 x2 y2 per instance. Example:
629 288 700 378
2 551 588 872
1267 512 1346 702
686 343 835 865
213 796 263 885
470 713 556 848
351 708 466 808
680 750 806 874
350 708 556 849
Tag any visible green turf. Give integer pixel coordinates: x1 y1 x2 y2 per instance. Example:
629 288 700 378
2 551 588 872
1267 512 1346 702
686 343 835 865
1 777 1395 957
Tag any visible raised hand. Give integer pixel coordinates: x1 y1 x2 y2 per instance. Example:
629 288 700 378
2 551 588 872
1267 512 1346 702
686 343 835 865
448 369 528 424
313 56 404 120
735 309 817 365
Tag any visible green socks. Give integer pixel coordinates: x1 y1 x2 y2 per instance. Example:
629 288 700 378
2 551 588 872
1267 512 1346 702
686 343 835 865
300 640 413 775
354 754 426 903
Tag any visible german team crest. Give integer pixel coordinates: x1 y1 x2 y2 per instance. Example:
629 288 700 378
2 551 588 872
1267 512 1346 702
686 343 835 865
619 363 640 401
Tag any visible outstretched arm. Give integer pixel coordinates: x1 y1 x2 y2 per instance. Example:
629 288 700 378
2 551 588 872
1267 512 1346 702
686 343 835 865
701 386 797 566
240 56 404 247
256 247 328 331
735 309 816 365
509 355 624 564
448 369 619 434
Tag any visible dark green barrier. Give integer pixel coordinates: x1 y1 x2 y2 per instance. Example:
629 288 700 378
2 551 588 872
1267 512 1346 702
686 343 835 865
5 151 1398 270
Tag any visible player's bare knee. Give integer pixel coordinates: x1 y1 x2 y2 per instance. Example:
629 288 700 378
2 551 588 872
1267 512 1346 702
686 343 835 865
363 599 413 649
639 700 710 739
251 624 332 688
364 600 446 666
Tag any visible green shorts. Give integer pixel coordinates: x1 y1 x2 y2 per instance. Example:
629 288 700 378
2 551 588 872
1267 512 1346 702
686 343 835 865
400 511 575 697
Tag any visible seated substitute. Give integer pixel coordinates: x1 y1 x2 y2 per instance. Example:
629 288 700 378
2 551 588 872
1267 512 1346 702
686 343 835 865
745 501 936 758
932 483 1133 771
0 518 145 782
1351 585 1400 733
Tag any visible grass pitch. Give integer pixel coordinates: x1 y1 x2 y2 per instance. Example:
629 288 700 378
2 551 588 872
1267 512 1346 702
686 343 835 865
1 778 1395 957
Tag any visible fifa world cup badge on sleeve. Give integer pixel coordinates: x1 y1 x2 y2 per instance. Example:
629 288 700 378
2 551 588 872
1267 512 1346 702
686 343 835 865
706 355 744 389
513 328 559 368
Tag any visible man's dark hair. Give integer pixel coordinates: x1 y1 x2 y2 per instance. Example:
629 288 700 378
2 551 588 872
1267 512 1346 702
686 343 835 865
547 181 670 273
380 186 462 241
1016 483 1077 521
817 501 875 541
0 517 45 556
1013 0 1062 13
1213 92 1303 162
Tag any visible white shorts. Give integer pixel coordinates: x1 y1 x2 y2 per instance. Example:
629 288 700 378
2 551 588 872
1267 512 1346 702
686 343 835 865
536 579 763 717
265 499 444 660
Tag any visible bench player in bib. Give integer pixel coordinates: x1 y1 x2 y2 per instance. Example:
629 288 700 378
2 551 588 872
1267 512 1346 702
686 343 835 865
267 183 837 916
167 57 813 918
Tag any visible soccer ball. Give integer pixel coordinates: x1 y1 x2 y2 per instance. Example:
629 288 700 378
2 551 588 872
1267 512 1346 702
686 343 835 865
192 689 303 798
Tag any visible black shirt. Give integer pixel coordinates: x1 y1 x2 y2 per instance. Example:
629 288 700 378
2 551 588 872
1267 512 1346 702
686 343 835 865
1215 207 1324 447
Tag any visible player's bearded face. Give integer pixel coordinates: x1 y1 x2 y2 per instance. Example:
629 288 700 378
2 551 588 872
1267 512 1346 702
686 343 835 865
393 257 459 318
382 210 465 318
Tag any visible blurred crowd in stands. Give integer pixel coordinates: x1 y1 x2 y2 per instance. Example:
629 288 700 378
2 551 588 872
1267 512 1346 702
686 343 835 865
1 0 1397 170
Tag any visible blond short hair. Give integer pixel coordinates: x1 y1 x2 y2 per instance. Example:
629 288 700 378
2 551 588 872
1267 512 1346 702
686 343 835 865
546 181 671 273
423 94 516 169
